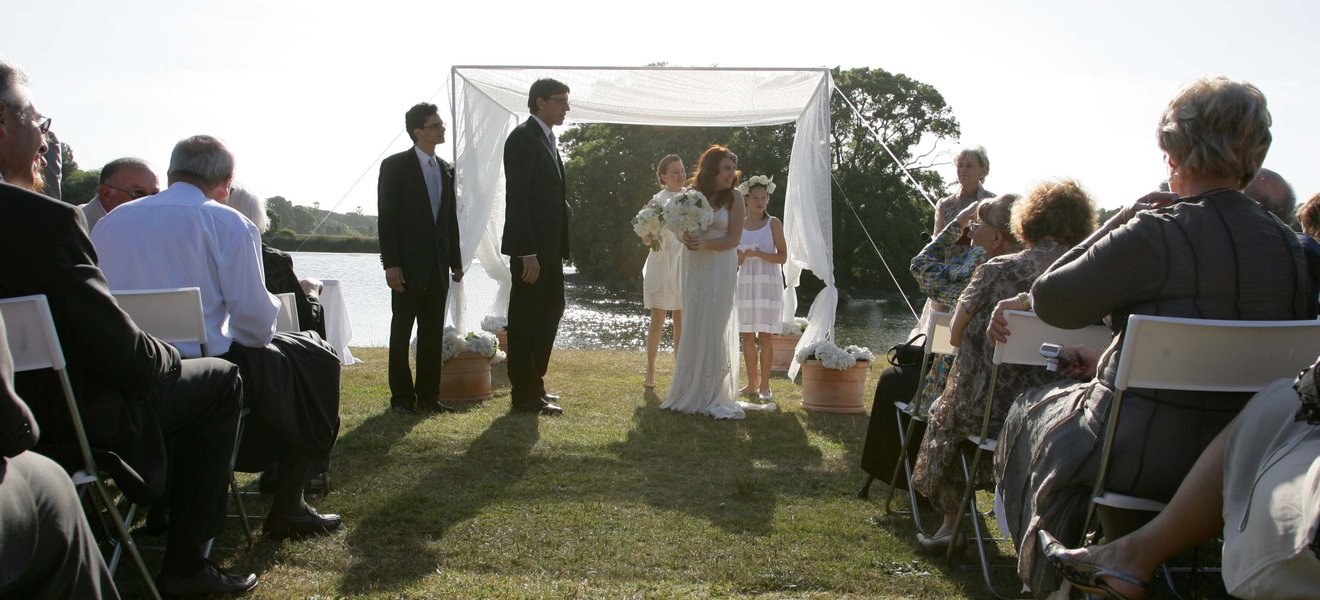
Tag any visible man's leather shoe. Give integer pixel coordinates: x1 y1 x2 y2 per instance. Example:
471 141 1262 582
390 405 418 415
541 392 560 402
156 559 258 598
418 400 459 414
512 400 563 416
263 505 342 539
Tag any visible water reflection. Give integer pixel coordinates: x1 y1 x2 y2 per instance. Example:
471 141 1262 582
292 252 918 354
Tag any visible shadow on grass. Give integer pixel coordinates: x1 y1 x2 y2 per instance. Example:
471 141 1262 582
339 411 539 594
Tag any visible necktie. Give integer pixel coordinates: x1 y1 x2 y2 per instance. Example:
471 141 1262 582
547 130 563 178
427 156 441 221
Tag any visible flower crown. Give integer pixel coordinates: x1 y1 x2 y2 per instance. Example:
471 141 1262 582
737 175 776 195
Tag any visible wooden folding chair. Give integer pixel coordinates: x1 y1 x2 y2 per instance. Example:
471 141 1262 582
0 294 162 600
112 287 255 551
1083 315 1320 595
947 310 1110 598
881 311 956 534
275 292 299 333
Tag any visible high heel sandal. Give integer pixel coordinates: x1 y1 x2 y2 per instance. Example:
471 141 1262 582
916 530 967 556
1038 530 1152 600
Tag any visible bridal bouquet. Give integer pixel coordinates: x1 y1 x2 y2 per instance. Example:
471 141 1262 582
662 190 715 236
632 200 665 251
796 340 874 370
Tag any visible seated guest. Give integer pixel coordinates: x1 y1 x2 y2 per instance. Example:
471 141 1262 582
1039 354 1320 600
990 77 1313 597
0 59 255 596
1245 168 1320 302
0 315 119 599
225 183 326 338
1298 192 1320 243
912 183 1096 553
79 157 159 232
93 135 342 539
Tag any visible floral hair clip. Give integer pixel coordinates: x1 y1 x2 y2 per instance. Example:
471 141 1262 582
737 175 776 195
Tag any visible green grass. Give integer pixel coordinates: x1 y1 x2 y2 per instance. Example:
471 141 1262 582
128 348 1027 599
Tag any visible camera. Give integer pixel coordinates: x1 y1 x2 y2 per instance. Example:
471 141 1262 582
1040 343 1077 372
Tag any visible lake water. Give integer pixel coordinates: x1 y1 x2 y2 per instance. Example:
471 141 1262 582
291 252 919 353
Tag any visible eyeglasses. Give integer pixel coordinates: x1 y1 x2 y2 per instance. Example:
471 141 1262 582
104 184 155 199
547 96 570 107
0 100 51 134
421 122 445 130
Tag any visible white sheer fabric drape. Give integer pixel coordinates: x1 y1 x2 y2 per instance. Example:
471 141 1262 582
449 67 835 374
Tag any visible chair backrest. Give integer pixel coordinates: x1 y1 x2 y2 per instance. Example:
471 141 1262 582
1113 315 1320 392
0 295 66 372
275 292 299 333
993 310 1112 367
111 288 208 355
926 311 957 356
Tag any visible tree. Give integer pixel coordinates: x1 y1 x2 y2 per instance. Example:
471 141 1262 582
62 169 100 204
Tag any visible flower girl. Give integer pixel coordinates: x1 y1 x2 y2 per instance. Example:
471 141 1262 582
735 175 787 401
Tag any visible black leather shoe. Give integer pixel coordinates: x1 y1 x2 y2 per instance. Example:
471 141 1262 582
418 400 459 414
512 400 563 416
390 405 418 415
263 505 342 539
156 560 258 598
541 392 560 402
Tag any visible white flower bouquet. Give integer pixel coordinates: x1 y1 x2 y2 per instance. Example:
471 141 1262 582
439 326 506 362
662 190 715 237
632 200 665 251
780 317 809 336
480 315 508 333
795 340 874 370
737 174 777 195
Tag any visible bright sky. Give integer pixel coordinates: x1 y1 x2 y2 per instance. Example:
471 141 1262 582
9 0 1318 216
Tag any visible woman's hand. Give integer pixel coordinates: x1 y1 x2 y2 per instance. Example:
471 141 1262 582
954 201 980 228
987 296 1030 344
642 234 653 246
1062 344 1100 380
1110 191 1178 227
683 233 703 251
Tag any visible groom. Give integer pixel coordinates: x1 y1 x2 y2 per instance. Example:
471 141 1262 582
502 78 571 416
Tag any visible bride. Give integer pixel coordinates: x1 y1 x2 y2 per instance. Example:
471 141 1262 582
661 145 776 419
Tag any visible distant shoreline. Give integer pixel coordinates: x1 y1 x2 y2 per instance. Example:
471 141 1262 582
266 234 378 253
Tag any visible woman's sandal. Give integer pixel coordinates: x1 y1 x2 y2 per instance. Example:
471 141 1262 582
1038 530 1152 600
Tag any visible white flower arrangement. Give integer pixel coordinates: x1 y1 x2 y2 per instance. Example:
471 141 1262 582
737 175 776 196
480 315 508 333
632 200 665 251
780 316 809 336
438 326 506 362
661 190 715 236
795 340 873 370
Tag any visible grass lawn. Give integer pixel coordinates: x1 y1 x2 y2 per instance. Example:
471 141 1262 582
125 347 1027 599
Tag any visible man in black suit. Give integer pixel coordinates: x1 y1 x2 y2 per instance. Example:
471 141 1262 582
502 78 571 416
0 58 256 597
378 103 464 415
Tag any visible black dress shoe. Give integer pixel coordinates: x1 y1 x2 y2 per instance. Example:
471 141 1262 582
391 405 418 415
263 505 343 539
541 392 560 402
512 400 563 416
418 400 459 414
156 559 258 598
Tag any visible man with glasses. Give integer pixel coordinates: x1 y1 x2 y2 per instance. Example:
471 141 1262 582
0 63 50 193
377 102 463 416
79 157 159 231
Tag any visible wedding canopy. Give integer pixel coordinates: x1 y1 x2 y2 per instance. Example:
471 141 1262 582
448 66 834 377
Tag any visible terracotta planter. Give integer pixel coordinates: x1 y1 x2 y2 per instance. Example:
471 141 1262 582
439 351 494 403
494 330 508 354
769 334 802 372
800 359 870 413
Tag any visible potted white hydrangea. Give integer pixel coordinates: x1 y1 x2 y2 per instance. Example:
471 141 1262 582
770 316 810 372
480 315 509 354
795 340 873 413
428 327 507 403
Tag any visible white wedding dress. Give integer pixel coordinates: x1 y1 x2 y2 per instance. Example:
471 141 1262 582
661 207 777 419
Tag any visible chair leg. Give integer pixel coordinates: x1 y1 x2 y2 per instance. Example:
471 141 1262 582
227 409 254 550
961 452 1025 600
857 475 874 499
948 443 986 563
90 478 161 600
884 410 931 535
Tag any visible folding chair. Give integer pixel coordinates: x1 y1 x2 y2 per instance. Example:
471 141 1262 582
947 310 1110 598
882 311 956 534
275 292 299 333
1082 315 1320 595
0 294 162 600
112 288 255 551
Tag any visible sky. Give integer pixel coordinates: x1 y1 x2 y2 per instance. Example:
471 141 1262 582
8 0 1319 217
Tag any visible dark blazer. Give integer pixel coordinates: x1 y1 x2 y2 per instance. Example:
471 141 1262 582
377 147 462 289
501 117 570 262
0 315 39 459
0 182 178 495
262 244 326 338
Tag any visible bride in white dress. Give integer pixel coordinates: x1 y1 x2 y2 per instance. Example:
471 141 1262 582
661 145 777 419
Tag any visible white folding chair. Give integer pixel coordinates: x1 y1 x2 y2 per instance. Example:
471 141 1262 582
946 310 1110 598
275 292 299 333
112 287 254 551
0 295 162 600
881 311 956 534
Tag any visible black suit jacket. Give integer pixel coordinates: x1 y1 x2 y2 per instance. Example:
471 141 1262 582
0 315 39 459
501 117 570 261
0 182 177 493
377 147 462 289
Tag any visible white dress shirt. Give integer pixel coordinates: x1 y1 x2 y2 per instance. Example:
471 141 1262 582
92 182 279 357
